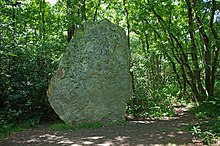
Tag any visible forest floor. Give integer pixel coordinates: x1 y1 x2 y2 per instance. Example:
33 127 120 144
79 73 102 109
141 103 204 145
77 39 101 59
0 107 208 146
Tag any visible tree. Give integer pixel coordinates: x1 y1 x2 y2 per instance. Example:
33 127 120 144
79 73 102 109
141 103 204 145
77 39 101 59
0 0 66 125
143 0 220 102
1 0 219 125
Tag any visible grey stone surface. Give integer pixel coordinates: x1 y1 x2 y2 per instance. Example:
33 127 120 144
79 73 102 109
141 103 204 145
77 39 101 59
47 19 132 125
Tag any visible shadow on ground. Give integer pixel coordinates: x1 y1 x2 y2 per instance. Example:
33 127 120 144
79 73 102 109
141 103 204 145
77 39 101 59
0 107 204 146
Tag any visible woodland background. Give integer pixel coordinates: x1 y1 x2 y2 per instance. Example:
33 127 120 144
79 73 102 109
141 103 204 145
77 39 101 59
0 0 220 142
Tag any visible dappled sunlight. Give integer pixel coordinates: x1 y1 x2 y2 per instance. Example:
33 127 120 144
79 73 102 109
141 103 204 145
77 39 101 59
26 133 75 145
22 119 197 145
82 141 93 145
2 119 202 146
115 136 130 141
0 108 204 146
39 134 64 140
81 136 104 140
96 141 114 146
23 133 131 145
132 120 156 124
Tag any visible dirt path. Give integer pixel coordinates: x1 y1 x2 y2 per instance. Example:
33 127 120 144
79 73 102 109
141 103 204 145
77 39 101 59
0 107 205 146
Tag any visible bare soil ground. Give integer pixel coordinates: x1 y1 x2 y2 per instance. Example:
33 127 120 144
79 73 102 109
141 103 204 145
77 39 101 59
0 107 206 146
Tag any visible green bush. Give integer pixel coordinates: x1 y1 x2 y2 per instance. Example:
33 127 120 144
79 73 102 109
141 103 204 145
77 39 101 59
126 56 177 118
190 95 220 145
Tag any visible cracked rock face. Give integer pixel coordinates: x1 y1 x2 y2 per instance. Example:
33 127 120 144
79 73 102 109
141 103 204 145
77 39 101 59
47 19 132 125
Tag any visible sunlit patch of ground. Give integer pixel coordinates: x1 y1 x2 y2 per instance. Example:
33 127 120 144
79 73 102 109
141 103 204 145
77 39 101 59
0 107 205 146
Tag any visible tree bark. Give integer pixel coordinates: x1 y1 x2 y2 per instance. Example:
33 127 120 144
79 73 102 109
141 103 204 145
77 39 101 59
40 0 46 48
123 0 135 94
210 0 220 96
81 0 86 21
186 0 206 100
67 0 75 43
93 0 101 22
147 0 205 101
145 33 150 51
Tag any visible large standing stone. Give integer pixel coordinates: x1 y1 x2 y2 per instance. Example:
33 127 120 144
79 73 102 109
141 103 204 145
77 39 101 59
47 19 132 125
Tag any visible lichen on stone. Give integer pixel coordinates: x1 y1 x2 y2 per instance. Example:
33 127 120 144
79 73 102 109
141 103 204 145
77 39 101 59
47 19 133 125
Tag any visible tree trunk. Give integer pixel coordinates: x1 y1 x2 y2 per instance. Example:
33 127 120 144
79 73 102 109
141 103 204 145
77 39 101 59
145 33 150 51
186 0 206 100
123 0 134 94
67 0 75 43
12 2 16 49
210 0 220 96
93 0 101 22
40 0 46 49
81 0 86 22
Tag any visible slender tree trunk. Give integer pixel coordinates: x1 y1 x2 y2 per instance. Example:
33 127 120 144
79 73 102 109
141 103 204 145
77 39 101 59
148 0 209 101
93 0 101 22
40 0 46 50
141 38 147 57
145 33 150 51
186 0 206 100
156 55 162 83
181 65 187 95
210 0 220 96
81 0 86 22
12 3 16 49
123 0 135 93
123 0 130 49
190 0 220 98
67 0 75 43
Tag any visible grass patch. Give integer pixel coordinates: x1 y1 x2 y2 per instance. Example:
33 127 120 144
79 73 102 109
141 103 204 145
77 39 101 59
0 119 39 141
189 99 220 145
49 123 75 131
0 124 27 140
